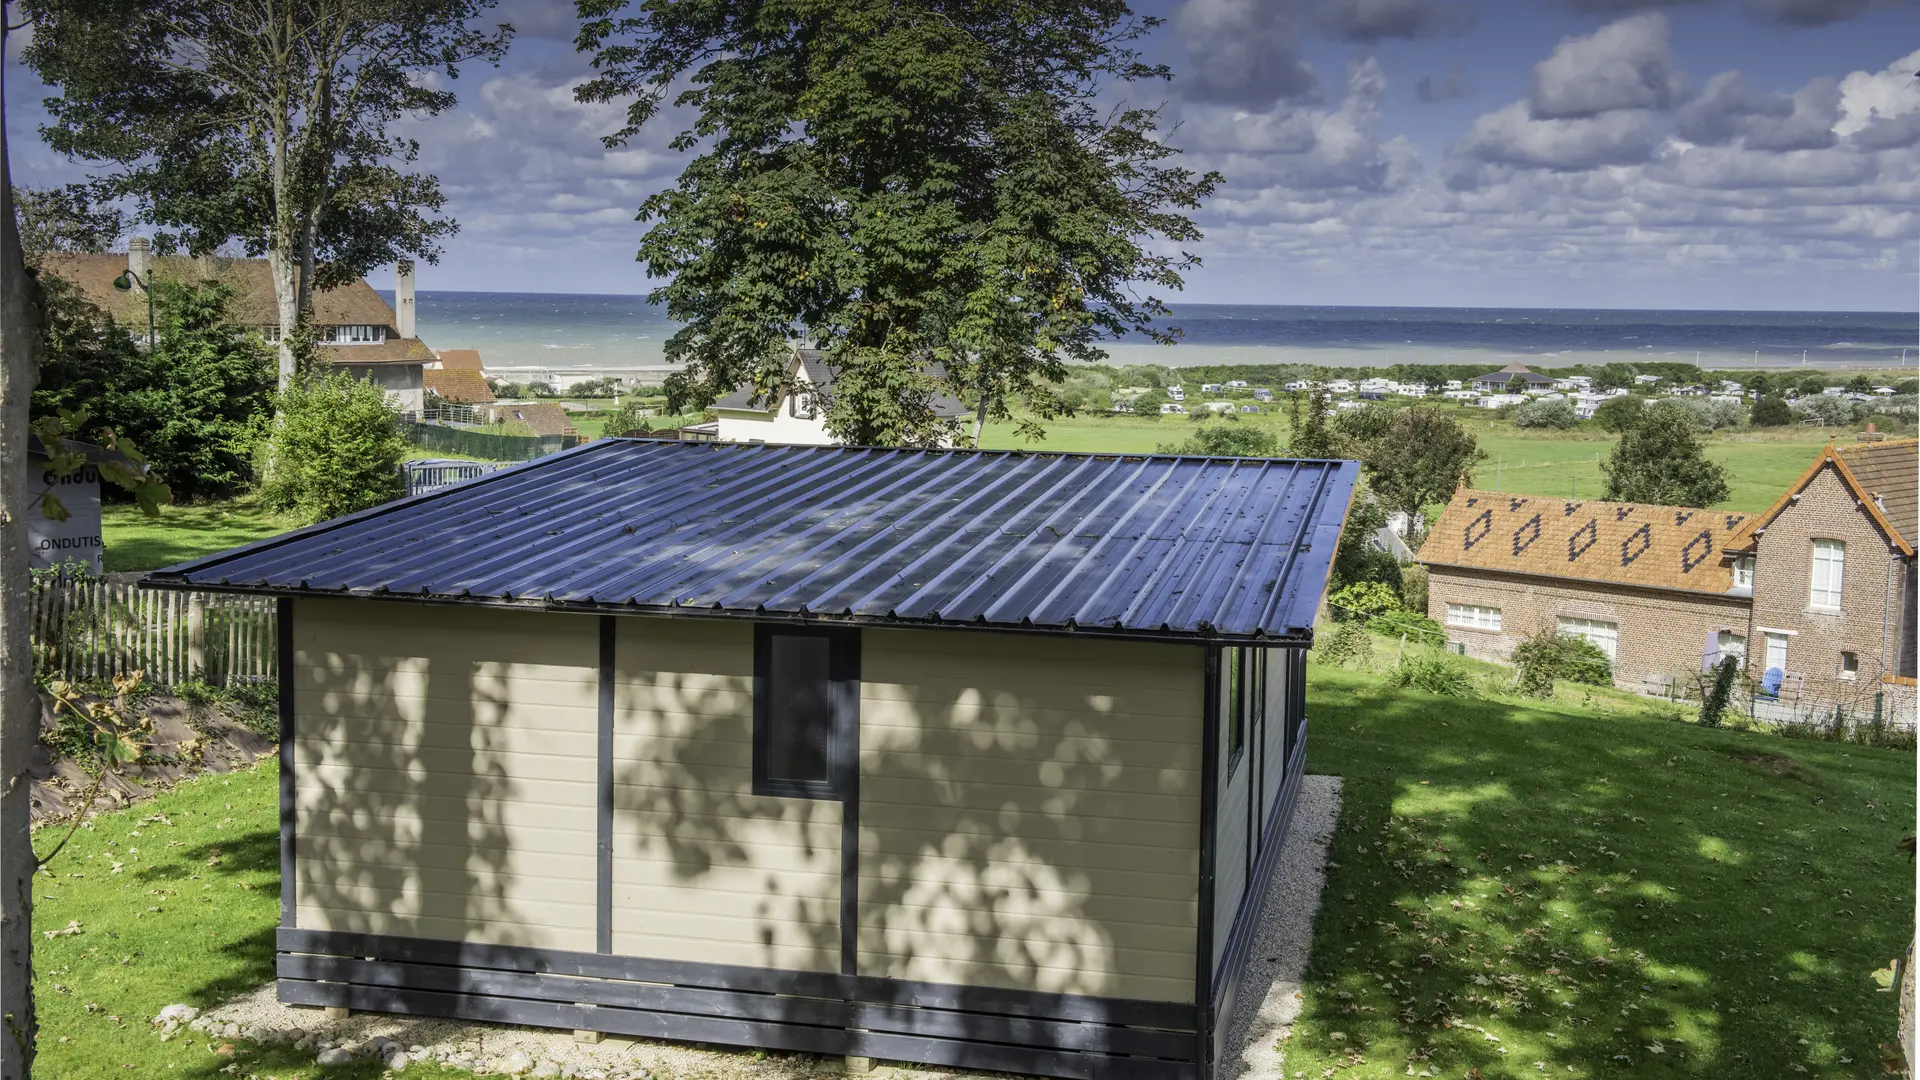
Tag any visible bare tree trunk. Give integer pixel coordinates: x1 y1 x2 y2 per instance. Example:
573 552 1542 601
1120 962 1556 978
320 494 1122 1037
268 246 298 388
0 14 44 1074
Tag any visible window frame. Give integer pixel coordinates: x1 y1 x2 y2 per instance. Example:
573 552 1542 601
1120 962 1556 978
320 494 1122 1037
1809 539 1845 610
751 625 860 801
1839 651 1858 678
1732 556 1754 589
1445 603 1502 631
1557 616 1620 662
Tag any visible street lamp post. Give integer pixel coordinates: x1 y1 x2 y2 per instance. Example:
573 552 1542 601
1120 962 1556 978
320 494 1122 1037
111 268 156 350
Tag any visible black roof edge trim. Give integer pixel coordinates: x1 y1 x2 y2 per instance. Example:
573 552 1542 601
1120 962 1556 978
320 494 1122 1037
137 581 1315 647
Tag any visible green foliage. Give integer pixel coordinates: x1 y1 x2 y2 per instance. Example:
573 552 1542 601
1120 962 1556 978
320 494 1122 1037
1287 388 1344 459
33 277 272 501
1315 621 1374 669
1329 488 1404 595
1398 562 1429 615
604 399 655 437
1591 394 1644 432
1699 654 1740 728
1792 393 1866 426
1387 649 1475 696
1372 607 1444 644
1591 362 1638 391
1510 630 1613 698
1749 394 1793 427
1328 581 1402 623
1511 398 1578 429
1157 423 1279 457
1505 374 1530 395
255 370 407 525
12 183 124 257
1350 407 1485 542
1126 390 1167 419
1601 401 1731 507
1332 403 1394 445
575 0 1221 447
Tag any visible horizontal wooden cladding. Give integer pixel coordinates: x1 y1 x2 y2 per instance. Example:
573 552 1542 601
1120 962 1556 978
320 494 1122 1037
861 775 1198 825
293 908 593 953
857 820 1198 876
291 676 598 715
277 929 1197 1080
610 801 841 849
610 857 838 903
295 715 597 758
859 849 1200 904
859 802 1198 852
298 844 595 884
299 875 600 914
607 933 839 974
297 789 596 834
295 599 599 661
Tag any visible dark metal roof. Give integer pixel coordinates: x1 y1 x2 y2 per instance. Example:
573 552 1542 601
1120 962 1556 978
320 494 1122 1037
146 440 1359 643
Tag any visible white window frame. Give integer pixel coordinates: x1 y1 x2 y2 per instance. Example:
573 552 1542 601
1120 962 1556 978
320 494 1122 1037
1762 631 1789 673
326 324 387 345
1445 603 1502 631
1732 556 1754 589
1809 539 1844 609
1715 630 1746 664
1557 617 1619 662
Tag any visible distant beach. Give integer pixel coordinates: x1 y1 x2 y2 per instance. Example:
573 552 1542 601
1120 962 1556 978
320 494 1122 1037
390 291 1920 372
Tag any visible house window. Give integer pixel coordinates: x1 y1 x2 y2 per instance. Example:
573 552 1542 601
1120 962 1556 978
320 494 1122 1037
1763 631 1789 673
1218 647 1265 773
1557 617 1619 662
1809 540 1845 609
1732 557 1754 589
789 390 815 420
260 324 281 343
326 324 386 344
752 627 858 800
1839 651 1858 679
1715 631 1746 664
1445 603 1502 631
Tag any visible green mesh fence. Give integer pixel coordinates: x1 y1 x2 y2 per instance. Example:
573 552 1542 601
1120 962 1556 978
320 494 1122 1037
403 422 576 462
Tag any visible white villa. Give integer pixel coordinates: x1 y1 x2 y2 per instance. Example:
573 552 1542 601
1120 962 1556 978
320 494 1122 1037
708 349 968 445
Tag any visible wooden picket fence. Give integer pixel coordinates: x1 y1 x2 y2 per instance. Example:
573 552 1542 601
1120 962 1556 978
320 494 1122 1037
31 577 276 688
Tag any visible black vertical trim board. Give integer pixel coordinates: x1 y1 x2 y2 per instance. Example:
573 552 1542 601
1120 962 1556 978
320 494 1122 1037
1248 650 1261 876
839 631 862 977
1195 645 1220 1075
597 617 615 954
276 597 295 928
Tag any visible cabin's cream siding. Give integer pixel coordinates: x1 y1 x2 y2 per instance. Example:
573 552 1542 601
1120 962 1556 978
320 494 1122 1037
609 618 841 972
857 629 1204 1004
1260 650 1294 834
291 599 598 950
1211 728 1251 970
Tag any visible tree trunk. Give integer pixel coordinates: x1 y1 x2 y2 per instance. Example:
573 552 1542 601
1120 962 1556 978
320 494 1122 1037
0 16 45 1074
268 246 298 388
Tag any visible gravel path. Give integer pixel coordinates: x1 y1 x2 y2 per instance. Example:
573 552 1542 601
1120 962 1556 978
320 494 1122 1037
187 776 1343 1078
1219 774 1345 1080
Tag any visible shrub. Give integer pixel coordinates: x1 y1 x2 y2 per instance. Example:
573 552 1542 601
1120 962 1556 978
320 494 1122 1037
1698 654 1740 728
1327 581 1401 623
1316 621 1374 669
1512 398 1578 429
1591 395 1644 433
1791 393 1865 426
1388 650 1475 697
255 369 408 525
1749 395 1792 427
1158 423 1279 457
1373 607 1444 644
1398 563 1429 615
1510 630 1613 698
605 399 654 437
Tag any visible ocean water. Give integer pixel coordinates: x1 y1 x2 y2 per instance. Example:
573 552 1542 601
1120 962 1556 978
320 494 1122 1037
387 290 1920 371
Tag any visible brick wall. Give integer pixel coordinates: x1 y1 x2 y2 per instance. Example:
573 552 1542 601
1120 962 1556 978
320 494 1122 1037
1426 566 1751 690
1748 463 1915 703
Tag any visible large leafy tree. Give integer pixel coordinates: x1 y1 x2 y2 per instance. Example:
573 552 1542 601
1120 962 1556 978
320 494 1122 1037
574 0 1221 447
23 0 513 387
1350 407 1485 543
1601 402 1730 507
11 185 125 258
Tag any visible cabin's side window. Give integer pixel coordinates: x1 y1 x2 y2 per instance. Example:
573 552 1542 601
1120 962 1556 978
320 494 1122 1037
753 626 858 799
1220 646 1265 773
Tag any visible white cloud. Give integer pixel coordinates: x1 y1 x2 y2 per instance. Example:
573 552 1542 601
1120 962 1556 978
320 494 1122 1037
1173 0 1318 104
1529 13 1688 119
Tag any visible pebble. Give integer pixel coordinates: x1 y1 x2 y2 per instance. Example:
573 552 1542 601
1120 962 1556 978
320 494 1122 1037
315 1047 353 1065
153 1004 199 1026
532 1061 562 1078
388 1051 411 1071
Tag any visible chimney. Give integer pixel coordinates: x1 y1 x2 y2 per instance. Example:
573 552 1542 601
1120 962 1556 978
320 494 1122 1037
127 236 152 289
395 260 417 340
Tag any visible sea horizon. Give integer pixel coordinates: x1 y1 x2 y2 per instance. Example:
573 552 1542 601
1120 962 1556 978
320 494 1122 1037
384 290 1920 373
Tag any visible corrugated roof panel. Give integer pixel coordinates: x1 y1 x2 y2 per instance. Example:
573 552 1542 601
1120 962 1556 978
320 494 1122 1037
146 440 1360 643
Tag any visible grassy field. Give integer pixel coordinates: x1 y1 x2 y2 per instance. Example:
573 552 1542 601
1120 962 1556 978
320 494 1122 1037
979 413 1844 512
102 501 298 573
1292 661 1915 1079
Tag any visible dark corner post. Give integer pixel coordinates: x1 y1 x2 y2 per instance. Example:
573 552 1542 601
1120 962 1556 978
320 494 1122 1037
839 630 862 980
277 597 295 928
597 616 615 955
1195 645 1220 1075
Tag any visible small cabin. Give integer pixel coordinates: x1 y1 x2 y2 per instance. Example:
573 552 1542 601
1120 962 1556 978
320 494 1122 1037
146 440 1357 1080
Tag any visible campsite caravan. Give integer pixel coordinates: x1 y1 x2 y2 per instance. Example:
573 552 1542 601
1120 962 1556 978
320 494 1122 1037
146 440 1357 1080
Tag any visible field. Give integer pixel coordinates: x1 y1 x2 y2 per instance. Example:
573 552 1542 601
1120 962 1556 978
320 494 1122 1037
1291 660 1914 1080
28 663 1912 1079
101 501 298 573
979 413 1842 512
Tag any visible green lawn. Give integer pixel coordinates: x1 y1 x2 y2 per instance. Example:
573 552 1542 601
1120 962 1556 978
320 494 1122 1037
31 764 467 1079
979 413 1843 512
1292 662 1915 1079
102 501 298 573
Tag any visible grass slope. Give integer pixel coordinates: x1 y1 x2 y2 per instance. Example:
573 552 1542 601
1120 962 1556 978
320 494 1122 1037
31 764 466 1080
102 501 297 573
1294 664 1915 1079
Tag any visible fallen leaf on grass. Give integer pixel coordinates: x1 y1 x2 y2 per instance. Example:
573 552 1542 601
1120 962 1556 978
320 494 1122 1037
42 920 82 939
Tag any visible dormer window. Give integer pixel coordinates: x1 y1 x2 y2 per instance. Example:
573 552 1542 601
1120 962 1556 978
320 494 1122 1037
1732 556 1754 588
328 324 387 344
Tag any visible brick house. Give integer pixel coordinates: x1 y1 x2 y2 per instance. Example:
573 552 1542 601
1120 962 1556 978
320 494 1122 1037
1418 491 1755 687
1417 438 1918 722
1726 439 1916 705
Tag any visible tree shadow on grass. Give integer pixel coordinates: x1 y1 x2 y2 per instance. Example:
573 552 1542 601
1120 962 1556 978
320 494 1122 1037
1286 669 1914 1079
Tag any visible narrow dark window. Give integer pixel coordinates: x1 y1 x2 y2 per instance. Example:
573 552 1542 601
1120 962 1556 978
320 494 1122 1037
754 627 857 799
1225 648 1246 769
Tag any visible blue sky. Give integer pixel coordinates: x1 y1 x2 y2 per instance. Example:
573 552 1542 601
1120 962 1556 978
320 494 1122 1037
7 0 1919 310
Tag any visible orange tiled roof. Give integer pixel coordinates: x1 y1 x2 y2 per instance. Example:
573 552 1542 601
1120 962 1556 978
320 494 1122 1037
436 349 484 370
424 368 496 404
1417 489 1751 596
